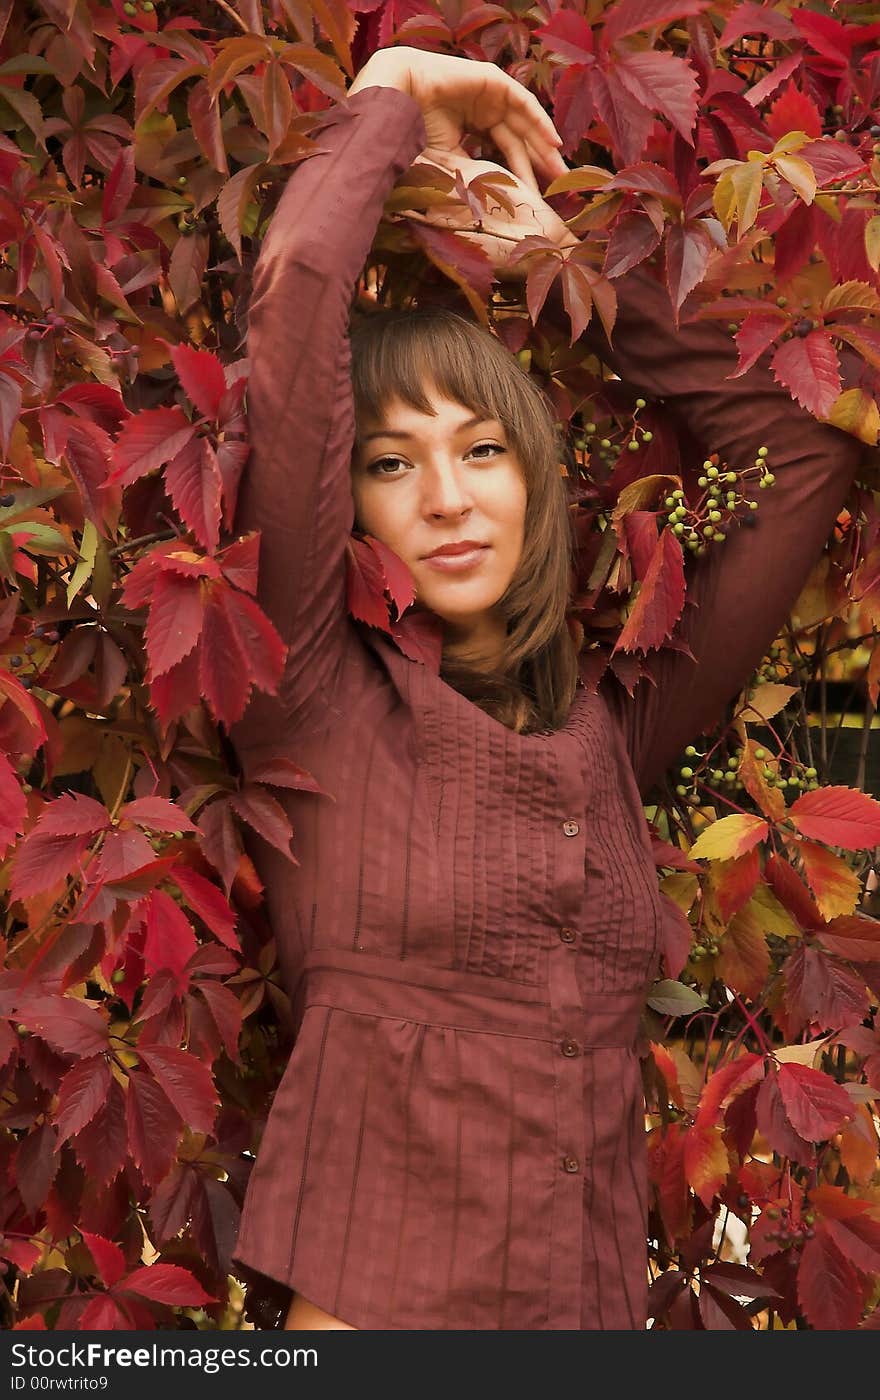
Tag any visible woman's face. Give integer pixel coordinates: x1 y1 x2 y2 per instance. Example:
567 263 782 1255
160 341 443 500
351 385 528 657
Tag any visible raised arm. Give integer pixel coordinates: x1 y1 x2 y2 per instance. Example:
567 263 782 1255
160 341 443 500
544 266 866 801
228 84 427 759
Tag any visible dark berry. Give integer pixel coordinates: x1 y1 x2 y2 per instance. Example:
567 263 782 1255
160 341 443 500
794 317 813 337
0 493 15 507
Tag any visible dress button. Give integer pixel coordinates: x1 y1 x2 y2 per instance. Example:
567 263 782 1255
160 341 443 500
562 819 580 837
559 926 577 943
562 1155 580 1173
561 1038 579 1057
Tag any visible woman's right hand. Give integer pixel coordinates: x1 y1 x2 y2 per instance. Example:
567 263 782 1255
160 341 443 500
347 46 568 193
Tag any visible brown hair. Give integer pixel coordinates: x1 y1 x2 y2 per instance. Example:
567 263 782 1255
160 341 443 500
349 304 579 735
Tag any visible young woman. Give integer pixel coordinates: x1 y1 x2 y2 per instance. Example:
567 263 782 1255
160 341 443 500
226 47 865 1331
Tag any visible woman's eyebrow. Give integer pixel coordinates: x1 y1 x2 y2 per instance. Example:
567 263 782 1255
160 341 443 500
359 414 494 444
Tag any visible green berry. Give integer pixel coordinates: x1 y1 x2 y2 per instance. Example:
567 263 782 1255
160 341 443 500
754 748 765 759
642 430 653 443
713 530 725 541
664 495 676 507
749 499 759 509
697 475 708 487
685 745 697 756
727 322 738 333
681 766 694 778
635 397 646 409
676 784 688 796
143 0 155 10
707 465 718 478
727 756 738 769
776 296 787 308
702 460 713 471
628 439 639 451
673 522 685 535
600 438 611 449
123 1 136 10
585 421 596 434
111 968 126 984
726 471 737 482
805 766 817 778
764 472 775 485
709 510 722 522
703 523 714 536
711 769 724 782
757 446 768 458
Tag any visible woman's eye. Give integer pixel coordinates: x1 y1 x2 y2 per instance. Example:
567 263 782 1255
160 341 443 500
470 442 504 458
368 443 503 475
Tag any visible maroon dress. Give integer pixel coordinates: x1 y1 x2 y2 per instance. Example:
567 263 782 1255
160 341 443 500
226 83 864 1329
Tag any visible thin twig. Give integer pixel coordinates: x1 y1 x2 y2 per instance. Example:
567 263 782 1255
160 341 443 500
212 0 249 33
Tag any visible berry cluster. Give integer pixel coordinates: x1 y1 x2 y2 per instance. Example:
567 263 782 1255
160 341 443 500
659 447 774 557
673 742 820 805
573 397 653 464
763 1205 815 1248
755 639 791 684
123 1 155 14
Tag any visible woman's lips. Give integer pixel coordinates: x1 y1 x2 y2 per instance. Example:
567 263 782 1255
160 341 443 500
422 546 489 572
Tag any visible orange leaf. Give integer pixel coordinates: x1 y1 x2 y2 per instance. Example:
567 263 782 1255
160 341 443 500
796 840 860 920
683 1122 730 1208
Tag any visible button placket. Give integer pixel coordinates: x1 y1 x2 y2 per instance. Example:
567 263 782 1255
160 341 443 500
547 736 589 1324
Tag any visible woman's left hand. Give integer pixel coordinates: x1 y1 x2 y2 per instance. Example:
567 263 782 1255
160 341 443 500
404 150 580 280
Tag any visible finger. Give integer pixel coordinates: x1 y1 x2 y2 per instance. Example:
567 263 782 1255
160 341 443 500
487 122 541 191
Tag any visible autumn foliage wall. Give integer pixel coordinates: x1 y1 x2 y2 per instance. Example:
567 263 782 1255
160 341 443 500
2 0 880 1332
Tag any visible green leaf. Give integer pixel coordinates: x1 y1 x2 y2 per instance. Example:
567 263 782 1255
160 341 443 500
647 979 708 1016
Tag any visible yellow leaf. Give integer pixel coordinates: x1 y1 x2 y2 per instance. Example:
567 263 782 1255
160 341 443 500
544 166 613 196
613 473 680 518
865 215 880 272
718 903 771 1000
774 1035 832 1067
66 518 98 609
689 813 769 862
773 154 817 205
825 388 880 446
770 131 810 156
660 871 700 914
823 280 880 314
740 682 798 722
731 160 764 233
749 882 800 940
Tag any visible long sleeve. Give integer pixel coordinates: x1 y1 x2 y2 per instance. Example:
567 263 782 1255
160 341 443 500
228 85 427 761
544 266 867 801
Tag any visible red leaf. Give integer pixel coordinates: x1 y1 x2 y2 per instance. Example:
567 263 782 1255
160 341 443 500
165 435 223 552
169 864 239 952
809 1184 880 1273
719 2 797 47
91 825 157 884
136 1043 219 1135
108 407 196 487
31 792 109 838
55 1055 111 1142
613 527 685 654
144 571 202 680
125 1068 182 1186
229 783 296 863
602 0 712 49
346 535 392 629
799 139 868 187
559 259 595 344
783 943 870 1035
731 311 787 378
169 230 208 316
766 83 822 142
78 1296 130 1330
170 343 228 421
195 980 243 1063
817 914 880 963
0 748 27 861
771 331 841 417
14 1122 61 1214
215 584 286 695
683 1121 729 1207
64 418 113 520
102 144 135 224
657 890 693 979
773 201 817 283
614 49 700 146
776 1062 852 1140
81 1230 127 1288
603 211 661 279
361 534 416 619
755 1070 814 1165
765 852 822 928
16 995 109 1057
797 1232 863 1329
198 584 250 727
72 1078 128 1184
122 797 198 835
788 784 880 849
665 218 713 316
115 1261 215 1307
187 79 228 176
142 889 198 986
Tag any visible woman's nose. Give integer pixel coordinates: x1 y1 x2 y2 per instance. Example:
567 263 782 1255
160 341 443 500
421 463 473 516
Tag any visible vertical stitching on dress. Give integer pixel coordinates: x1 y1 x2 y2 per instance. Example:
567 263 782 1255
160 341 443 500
352 723 381 950
607 1061 639 1328
286 1007 332 1278
583 1041 598 1327
333 1016 380 1317
387 1021 426 1323
498 1035 514 1329
444 1028 462 1326
400 767 418 960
